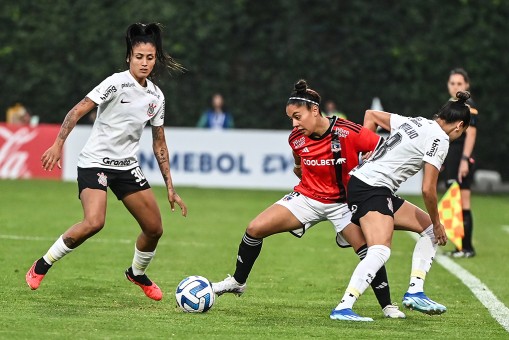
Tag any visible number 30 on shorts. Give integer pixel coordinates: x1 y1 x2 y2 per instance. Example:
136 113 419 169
131 167 146 184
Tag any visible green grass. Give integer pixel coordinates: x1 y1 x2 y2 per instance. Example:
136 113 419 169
0 179 508 339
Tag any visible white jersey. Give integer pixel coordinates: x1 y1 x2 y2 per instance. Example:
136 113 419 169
350 114 449 193
78 71 165 170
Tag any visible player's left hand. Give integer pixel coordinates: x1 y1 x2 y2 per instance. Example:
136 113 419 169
168 189 187 217
433 223 447 246
458 160 469 183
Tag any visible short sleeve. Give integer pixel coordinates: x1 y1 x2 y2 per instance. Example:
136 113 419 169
86 75 118 105
356 127 382 153
423 135 450 170
389 113 407 132
150 98 165 127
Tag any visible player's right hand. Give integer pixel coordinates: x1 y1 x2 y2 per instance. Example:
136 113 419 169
433 222 447 246
41 144 62 171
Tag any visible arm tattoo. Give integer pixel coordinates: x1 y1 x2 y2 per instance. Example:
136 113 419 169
63 236 77 249
153 126 172 186
58 97 92 140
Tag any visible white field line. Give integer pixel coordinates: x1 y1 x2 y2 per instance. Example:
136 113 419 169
408 232 509 333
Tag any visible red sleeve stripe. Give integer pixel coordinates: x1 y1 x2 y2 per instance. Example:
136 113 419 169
336 120 362 133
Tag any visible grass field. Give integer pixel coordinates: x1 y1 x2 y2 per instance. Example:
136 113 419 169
1 179 508 339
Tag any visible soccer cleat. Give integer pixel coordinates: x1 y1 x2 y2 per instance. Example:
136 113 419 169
402 292 446 315
26 260 46 290
330 308 374 322
382 303 406 318
452 250 476 258
125 267 163 301
212 275 246 296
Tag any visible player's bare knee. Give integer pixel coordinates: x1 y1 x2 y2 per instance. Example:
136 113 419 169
245 220 266 239
83 217 105 234
144 226 163 240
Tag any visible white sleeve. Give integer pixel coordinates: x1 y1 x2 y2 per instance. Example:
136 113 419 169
423 135 450 170
86 75 118 105
150 97 165 127
389 113 407 133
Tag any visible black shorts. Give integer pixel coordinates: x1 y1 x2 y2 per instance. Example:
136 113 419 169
347 176 405 226
77 166 151 200
442 142 474 190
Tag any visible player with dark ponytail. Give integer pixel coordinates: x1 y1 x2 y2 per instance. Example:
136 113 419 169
331 91 470 321
26 23 187 301
212 79 407 319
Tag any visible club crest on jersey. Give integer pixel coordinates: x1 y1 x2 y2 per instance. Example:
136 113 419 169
283 191 300 201
331 140 341 153
97 172 108 187
293 137 305 148
147 103 157 117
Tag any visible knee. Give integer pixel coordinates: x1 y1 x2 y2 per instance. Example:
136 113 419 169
83 216 105 234
143 224 163 240
246 219 265 239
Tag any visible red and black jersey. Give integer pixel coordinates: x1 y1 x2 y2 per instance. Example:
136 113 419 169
289 117 382 204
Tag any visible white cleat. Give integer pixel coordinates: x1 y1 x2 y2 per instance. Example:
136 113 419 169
212 275 246 296
382 303 406 319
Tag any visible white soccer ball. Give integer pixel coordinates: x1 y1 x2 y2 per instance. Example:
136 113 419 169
175 275 215 313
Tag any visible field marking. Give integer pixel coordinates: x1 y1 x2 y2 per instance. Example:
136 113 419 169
408 233 509 333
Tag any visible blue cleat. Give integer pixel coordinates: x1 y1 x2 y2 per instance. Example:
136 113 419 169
330 308 374 322
402 292 447 315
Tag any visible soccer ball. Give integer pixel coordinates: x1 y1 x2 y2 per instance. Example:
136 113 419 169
175 276 215 313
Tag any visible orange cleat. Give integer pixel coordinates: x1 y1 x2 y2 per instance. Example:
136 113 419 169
26 261 46 290
125 267 163 301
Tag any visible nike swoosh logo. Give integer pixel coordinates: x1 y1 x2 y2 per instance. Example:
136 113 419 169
140 181 147 186
121 99 130 104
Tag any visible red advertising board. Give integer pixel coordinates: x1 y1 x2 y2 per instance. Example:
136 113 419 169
0 123 62 179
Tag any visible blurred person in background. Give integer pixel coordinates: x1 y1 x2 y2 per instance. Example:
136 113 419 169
25 22 187 301
442 68 478 258
196 93 234 129
323 99 347 119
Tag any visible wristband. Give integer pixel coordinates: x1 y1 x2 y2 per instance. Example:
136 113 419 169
461 155 470 161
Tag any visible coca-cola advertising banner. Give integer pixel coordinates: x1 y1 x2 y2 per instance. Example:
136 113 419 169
0 123 61 179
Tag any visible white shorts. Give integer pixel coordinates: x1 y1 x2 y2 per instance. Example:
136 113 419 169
275 191 352 247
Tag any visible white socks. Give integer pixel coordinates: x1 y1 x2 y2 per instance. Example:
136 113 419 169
407 225 437 294
336 245 391 310
43 235 73 265
132 245 156 276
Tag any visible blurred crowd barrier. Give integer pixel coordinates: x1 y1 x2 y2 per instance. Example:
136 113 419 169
1 124 422 194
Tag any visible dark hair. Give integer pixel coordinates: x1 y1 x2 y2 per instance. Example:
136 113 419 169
435 90 471 128
125 23 185 78
287 79 321 112
449 67 470 84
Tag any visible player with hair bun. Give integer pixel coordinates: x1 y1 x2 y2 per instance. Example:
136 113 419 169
25 23 187 301
331 91 471 321
213 79 406 319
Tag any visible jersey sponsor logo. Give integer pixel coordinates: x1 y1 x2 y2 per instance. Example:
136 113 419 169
303 158 346 166
121 82 135 89
399 122 418 139
426 138 440 157
146 88 160 99
102 157 132 167
331 140 341 153
100 85 117 101
147 103 157 117
97 172 108 187
410 117 423 127
333 127 350 138
293 137 305 148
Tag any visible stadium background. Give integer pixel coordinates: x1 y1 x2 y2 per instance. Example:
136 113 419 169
1 0 508 180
